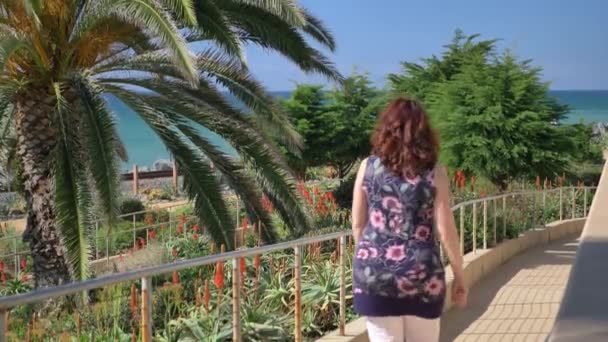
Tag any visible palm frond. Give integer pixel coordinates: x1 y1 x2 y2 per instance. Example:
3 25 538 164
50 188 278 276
188 0 244 61
196 49 303 151
72 75 120 228
139 89 312 236
162 104 279 243
53 83 93 281
0 100 15 155
97 76 290 168
22 0 43 28
227 0 305 27
106 86 236 248
223 3 343 82
108 0 198 84
160 0 197 26
301 8 336 52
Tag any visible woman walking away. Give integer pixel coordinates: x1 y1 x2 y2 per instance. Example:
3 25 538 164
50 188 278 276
351 98 467 342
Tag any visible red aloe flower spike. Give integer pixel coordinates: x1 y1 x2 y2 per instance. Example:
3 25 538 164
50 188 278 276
193 224 199 233
172 248 178 258
0 272 5 284
20 259 27 270
203 279 210 310
130 284 138 313
239 257 246 278
214 262 225 289
254 254 261 270
0 261 4 272
179 215 186 224
192 233 198 241
536 176 541 188
172 271 179 284
177 225 183 235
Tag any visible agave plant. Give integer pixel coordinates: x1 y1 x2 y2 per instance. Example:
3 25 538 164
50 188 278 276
0 0 341 287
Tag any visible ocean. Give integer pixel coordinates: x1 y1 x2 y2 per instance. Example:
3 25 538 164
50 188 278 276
109 90 608 170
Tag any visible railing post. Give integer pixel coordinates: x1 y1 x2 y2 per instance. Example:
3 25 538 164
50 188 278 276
584 187 588 217
168 210 173 241
472 203 477 254
232 258 242 342
133 164 139 196
502 196 506 238
141 277 152 342
172 161 178 194
559 188 563 221
13 238 18 276
482 199 487 249
95 221 99 260
533 190 537 227
339 236 346 336
493 198 497 245
459 206 464 256
132 214 137 249
542 189 547 225
571 187 576 219
294 246 302 342
105 236 110 267
0 309 7 342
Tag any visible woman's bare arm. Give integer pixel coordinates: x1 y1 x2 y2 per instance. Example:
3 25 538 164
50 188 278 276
434 166 465 280
351 159 368 243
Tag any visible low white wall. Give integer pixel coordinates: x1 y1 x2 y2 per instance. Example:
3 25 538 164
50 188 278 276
317 218 586 342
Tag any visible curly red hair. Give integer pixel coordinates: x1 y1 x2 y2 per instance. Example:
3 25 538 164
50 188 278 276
371 98 439 179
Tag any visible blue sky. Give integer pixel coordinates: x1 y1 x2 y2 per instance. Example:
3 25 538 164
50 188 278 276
243 0 608 91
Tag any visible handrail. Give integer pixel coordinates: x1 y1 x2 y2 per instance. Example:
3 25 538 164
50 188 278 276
547 159 608 341
0 231 350 310
0 185 598 342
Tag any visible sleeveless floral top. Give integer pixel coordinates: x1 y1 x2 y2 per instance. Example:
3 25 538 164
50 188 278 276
352 156 445 318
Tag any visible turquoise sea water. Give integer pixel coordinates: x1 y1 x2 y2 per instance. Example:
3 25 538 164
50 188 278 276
109 90 608 170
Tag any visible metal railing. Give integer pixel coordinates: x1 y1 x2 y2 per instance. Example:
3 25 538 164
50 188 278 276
0 201 191 275
0 186 597 342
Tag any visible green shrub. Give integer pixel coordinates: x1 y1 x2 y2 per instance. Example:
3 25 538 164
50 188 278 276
333 173 356 209
119 198 146 221
147 188 173 201
151 209 170 224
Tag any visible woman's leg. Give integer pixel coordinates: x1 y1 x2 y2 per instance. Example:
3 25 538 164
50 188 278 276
366 316 405 342
403 315 440 342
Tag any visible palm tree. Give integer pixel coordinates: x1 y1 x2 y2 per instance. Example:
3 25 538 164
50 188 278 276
0 0 341 288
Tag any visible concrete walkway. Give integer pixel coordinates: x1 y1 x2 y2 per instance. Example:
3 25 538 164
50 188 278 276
441 237 579 342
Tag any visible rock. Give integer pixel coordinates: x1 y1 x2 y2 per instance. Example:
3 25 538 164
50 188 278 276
591 122 607 137
152 159 173 171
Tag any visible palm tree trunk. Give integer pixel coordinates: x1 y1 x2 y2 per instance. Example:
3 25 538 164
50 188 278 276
15 92 71 288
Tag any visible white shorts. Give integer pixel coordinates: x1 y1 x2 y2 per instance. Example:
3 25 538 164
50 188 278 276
366 315 440 342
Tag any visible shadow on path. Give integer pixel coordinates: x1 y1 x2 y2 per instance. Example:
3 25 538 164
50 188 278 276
440 236 579 342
